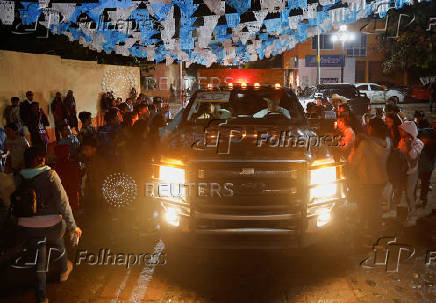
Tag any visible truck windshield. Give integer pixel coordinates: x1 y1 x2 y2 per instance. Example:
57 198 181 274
186 89 304 122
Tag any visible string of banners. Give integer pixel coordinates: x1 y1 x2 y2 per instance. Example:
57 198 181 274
0 0 425 66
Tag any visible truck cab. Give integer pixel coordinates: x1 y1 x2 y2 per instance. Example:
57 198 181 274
152 84 348 249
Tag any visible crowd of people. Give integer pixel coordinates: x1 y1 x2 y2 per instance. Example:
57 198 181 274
0 88 174 303
329 100 436 235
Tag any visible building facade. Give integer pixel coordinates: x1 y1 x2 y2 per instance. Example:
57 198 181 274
282 22 406 88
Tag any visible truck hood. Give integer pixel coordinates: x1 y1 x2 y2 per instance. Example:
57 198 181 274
161 122 331 162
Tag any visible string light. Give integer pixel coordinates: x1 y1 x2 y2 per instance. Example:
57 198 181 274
102 172 137 208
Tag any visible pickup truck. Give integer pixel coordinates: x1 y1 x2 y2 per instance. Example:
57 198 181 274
153 84 348 249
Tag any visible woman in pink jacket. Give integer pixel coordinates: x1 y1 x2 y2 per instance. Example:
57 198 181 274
397 121 424 227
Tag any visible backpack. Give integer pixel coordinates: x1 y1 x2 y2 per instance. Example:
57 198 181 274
10 176 38 217
386 148 409 186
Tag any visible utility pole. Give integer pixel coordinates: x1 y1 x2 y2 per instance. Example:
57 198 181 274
333 25 353 84
317 32 321 85
179 61 183 105
341 40 345 83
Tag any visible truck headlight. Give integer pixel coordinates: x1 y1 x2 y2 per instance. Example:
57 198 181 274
310 161 337 199
159 165 185 184
164 206 180 227
317 208 331 227
159 165 186 198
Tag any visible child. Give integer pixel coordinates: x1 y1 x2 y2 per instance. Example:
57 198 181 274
78 111 96 142
54 144 81 217
59 124 80 158
3 123 30 174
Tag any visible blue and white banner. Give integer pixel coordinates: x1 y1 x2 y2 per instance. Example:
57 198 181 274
1 0 427 66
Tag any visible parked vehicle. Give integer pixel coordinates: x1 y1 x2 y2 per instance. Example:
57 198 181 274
355 83 405 104
300 83 370 116
406 84 430 102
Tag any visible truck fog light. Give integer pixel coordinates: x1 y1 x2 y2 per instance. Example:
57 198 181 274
164 207 180 227
317 208 331 227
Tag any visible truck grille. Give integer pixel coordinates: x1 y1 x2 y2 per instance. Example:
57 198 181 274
188 160 307 235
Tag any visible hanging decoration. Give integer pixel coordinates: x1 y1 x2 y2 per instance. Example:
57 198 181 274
2 0 426 66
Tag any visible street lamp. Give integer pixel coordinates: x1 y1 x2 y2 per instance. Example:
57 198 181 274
332 25 354 83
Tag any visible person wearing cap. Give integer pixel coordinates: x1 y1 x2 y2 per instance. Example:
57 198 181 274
396 121 424 227
330 93 348 111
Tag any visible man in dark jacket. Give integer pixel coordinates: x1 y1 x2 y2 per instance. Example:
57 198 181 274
29 102 50 151
20 91 35 131
64 90 78 133
17 147 82 303
51 92 67 142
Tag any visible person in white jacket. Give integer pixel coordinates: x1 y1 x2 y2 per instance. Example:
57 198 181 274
397 121 424 227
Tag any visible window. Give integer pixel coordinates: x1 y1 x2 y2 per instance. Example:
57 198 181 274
312 34 334 50
370 84 384 91
356 84 368 90
347 33 367 57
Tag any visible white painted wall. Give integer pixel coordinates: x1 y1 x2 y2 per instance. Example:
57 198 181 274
297 57 355 87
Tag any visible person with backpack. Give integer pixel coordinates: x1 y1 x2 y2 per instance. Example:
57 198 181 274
348 117 390 237
393 121 424 227
12 147 82 303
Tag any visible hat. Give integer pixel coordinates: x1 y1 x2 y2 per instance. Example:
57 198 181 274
330 93 348 104
153 97 162 103
399 121 418 138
